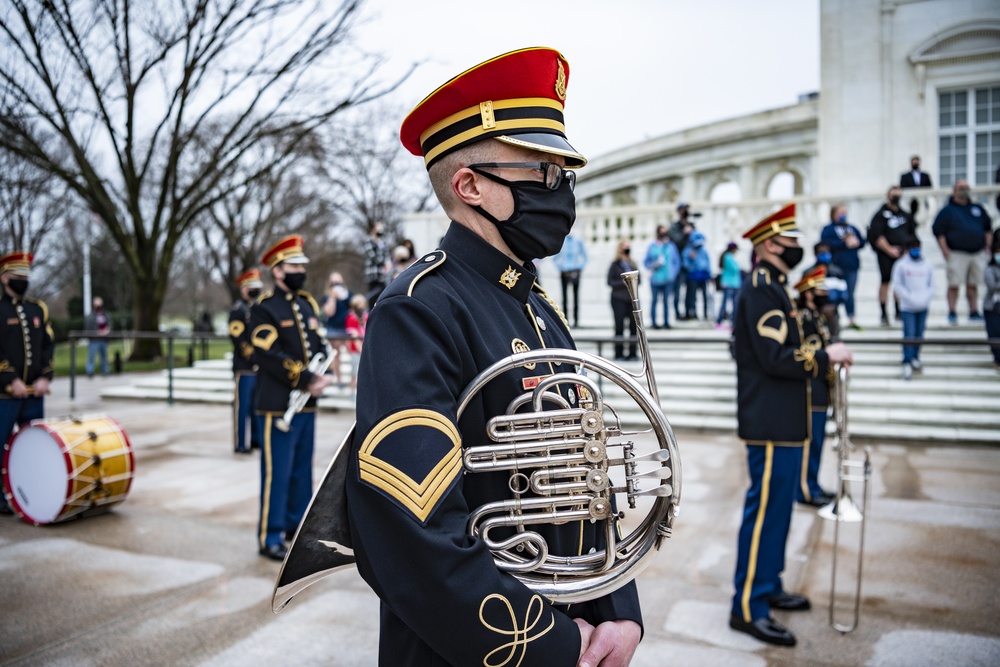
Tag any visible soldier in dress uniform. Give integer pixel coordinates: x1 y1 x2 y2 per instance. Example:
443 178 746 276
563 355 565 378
793 265 836 508
250 236 332 560
0 250 54 514
729 204 853 646
229 268 263 454
344 47 642 667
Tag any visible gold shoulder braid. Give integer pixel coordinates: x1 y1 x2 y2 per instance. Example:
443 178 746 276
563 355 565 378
532 282 570 330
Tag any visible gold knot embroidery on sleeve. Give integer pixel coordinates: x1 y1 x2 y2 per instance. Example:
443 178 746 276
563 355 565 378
283 359 304 384
794 337 823 377
479 593 554 667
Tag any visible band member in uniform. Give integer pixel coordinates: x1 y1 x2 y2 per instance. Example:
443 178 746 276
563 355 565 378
250 236 331 560
793 265 835 508
0 251 54 514
729 205 853 646
229 269 263 454
343 48 642 667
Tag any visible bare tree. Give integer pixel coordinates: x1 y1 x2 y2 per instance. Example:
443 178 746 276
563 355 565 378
0 0 408 358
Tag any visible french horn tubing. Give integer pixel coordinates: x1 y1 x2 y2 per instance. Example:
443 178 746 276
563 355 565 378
272 270 680 610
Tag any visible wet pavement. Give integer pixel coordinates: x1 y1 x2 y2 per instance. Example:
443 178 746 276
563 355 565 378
1 374 999 666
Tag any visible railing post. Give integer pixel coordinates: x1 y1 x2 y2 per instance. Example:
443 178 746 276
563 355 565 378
69 335 76 400
167 335 175 406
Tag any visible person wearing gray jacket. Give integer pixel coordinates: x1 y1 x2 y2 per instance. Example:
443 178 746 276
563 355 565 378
891 239 934 380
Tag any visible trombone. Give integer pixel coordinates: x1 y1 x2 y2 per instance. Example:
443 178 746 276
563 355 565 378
817 363 872 633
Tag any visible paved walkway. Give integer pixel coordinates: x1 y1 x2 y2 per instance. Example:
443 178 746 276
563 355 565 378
2 376 999 666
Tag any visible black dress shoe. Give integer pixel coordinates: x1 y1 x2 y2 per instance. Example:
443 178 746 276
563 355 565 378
800 492 834 508
767 591 811 611
234 448 252 455
729 614 796 646
259 543 288 561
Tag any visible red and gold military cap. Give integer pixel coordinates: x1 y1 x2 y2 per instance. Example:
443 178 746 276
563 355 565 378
400 47 586 170
261 235 309 269
236 268 263 289
742 203 802 245
794 264 827 293
0 250 33 276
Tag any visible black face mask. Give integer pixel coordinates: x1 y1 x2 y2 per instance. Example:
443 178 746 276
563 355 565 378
283 272 306 291
7 278 28 296
247 289 261 301
471 171 576 261
776 244 804 270
813 294 829 309
889 196 901 207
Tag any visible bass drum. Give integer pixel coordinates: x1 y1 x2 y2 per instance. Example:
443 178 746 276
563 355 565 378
2 415 135 525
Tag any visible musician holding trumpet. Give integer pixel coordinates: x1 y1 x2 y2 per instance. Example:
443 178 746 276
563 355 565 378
729 205 854 646
344 48 642 666
250 236 332 561
0 250 54 515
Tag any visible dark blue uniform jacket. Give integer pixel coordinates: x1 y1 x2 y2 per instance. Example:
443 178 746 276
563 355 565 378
734 262 829 444
229 299 256 374
346 222 642 667
0 293 54 396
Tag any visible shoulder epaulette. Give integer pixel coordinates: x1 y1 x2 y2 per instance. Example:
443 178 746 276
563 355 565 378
255 290 273 304
751 266 771 287
24 296 49 321
405 250 447 297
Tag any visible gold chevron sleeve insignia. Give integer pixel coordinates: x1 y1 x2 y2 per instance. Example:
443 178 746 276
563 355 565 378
252 324 279 351
756 309 788 345
358 408 462 523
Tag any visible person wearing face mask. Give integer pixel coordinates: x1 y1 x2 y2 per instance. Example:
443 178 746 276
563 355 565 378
900 155 933 216
644 225 680 329
891 239 935 380
249 236 332 560
868 186 917 326
363 221 392 305
228 269 263 454
729 204 854 647
805 241 847 340
932 179 994 325
340 48 642 667
793 266 835 508
608 239 639 360
984 231 1000 371
819 203 865 330
84 296 113 378
0 250 54 515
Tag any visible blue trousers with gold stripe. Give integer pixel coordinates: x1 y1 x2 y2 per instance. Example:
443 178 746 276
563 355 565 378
732 442 802 622
233 374 260 452
797 410 829 503
257 412 315 550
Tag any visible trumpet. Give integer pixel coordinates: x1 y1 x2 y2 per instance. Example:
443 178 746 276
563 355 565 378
818 363 872 633
276 341 336 432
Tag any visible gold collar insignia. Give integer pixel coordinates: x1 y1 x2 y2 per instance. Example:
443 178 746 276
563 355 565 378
499 265 521 289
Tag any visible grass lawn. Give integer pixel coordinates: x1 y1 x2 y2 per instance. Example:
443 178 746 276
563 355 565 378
53 338 232 377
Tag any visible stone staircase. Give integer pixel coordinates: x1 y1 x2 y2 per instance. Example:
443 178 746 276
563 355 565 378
100 324 999 444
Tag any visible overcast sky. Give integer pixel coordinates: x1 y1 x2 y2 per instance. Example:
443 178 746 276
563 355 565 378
354 0 820 161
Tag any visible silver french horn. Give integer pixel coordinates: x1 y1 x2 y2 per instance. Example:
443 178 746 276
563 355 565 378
272 270 680 611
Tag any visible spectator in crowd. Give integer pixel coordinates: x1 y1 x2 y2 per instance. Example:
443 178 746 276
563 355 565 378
807 241 847 340
84 296 112 378
793 265 834 508
363 221 392 304
608 239 638 361
820 203 865 329
644 225 680 329
683 231 712 320
669 203 695 320
345 293 368 396
391 244 416 281
900 154 933 217
715 242 742 330
985 231 1000 371
891 238 935 380
868 186 917 326
932 179 993 324
553 233 588 327
321 271 352 388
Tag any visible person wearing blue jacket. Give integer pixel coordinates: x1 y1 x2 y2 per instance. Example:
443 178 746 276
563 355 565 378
819 203 866 329
643 225 680 328
683 231 712 320
716 242 743 328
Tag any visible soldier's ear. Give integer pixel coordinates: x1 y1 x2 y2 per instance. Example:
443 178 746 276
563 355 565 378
452 167 484 207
